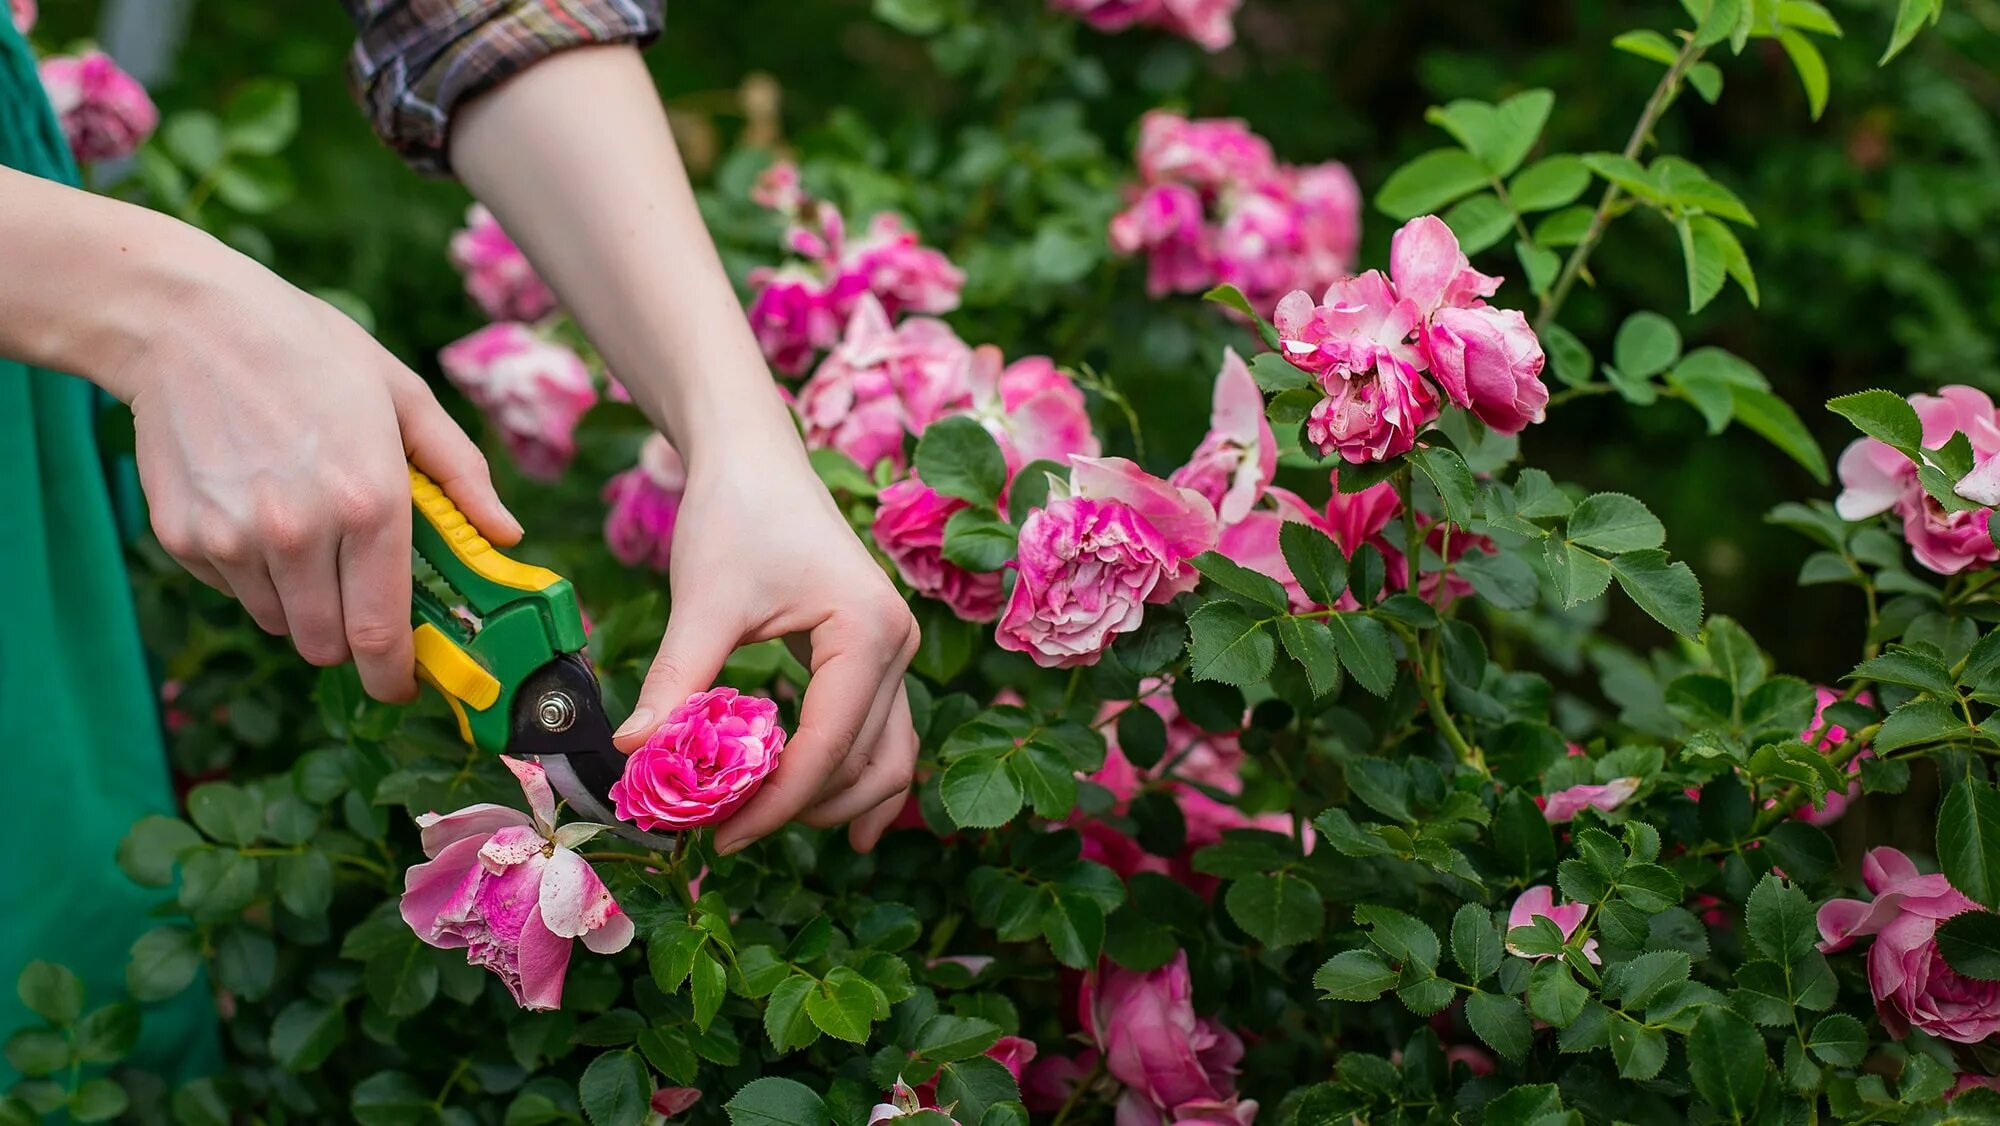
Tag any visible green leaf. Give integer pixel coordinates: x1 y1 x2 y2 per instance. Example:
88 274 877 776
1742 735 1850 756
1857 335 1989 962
1609 550 1704 637
1442 192 1514 256
1450 904 1503 982
1567 493 1666 554
1941 781 2000 910
1465 991 1533 1062
1224 873 1325 948
1192 551 1292 611
1200 286 1281 351
1508 154 1592 212
1040 891 1105 969
211 154 294 214
940 509 1017 573
1275 617 1341 697
186 781 262 845
873 0 951 34
1425 89 1555 178
1877 698 1963 752
914 416 1008 506
1583 153 1662 202
1357 904 1440 968
268 999 345 1072
1937 912 2000 981
366 938 439 1018
725 1077 829 1126
1517 238 1561 294
1547 539 1614 606
941 754 1025 829
1852 647 1957 699
1376 148 1489 219
116 816 202 887
16 962 81 1026
1746 875 1818 964
1493 789 1556 878
1411 446 1476 527
1314 950 1398 1001
68 1079 127 1124
803 968 877 1043
1777 29 1830 119
125 926 201 1003
1827 389 1921 451
1688 1007 1768 1117
579 1055 656 1126
1114 610 1188 676
763 976 818 1052
1526 960 1588 1027
72 1003 138 1064
350 1071 432 1126
934 1056 1021 1124
277 850 334 918
1280 522 1348 605
1613 313 1682 380
163 111 225 174
1327 613 1396 697
691 952 726 1029
1248 351 1311 393
1881 0 1942 63
1807 1013 1867 1066
915 1015 1004 1062
222 80 299 155
1613 28 1680 64
4 1029 67 1078
1534 205 1595 248
1115 704 1168 769
1609 1017 1669 1080
1543 324 1594 388
1186 601 1277 687
1605 950 1692 1009
1687 61 1725 101
1730 385 1830 484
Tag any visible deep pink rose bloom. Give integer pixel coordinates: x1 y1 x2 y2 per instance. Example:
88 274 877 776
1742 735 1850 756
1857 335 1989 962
10 0 34 33
39 50 157 163
1171 349 1278 526
401 757 634 1011
602 434 685 572
842 212 966 319
1539 777 1639 823
966 347 1101 473
1083 952 1246 1121
1143 1099 1260 1126
1134 111 1276 191
1818 846 2000 1043
650 1088 702 1117
1836 386 2000 575
1389 214 1502 319
1505 885 1600 965
609 689 788 831
996 456 1219 668
746 266 841 377
1211 184 1307 311
1424 305 1548 435
1110 183 1215 298
449 204 557 323
872 476 1006 622
438 323 597 480
1288 162 1363 295
797 295 973 473
1215 487 1337 612
1276 272 1439 463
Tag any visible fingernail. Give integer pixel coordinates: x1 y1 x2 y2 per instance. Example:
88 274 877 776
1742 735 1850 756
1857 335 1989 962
715 836 743 856
613 708 654 741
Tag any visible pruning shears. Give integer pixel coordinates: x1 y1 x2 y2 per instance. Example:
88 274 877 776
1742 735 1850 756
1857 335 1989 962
406 466 674 849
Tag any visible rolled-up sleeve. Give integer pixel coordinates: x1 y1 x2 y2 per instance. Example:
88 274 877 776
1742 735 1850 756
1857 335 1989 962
342 0 665 176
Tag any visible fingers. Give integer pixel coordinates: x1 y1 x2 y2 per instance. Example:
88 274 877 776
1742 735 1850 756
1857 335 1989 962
618 605 744 752
849 788 911 854
396 376 522 547
213 558 287 636
805 686 918 832
338 490 417 703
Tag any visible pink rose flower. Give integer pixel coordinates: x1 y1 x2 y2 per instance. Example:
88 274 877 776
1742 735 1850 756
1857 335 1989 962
1171 349 1277 526
1276 273 1439 463
1836 386 2000 575
965 347 1101 473
796 295 973 473
10 0 34 33
1110 183 1215 298
400 757 634 1011
746 266 842 377
1215 487 1340 612
1817 846 2000 1043
1289 162 1363 296
1791 686 1870 825
1388 214 1502 320
1156 0 1242 50
650 1088 702 1117
39 50 157 163
1505 885 1600 965
609 688 788 831
1022 1050 1100 1113
872 476 1006 623
1148 1100 1260 1126
1539 777 1640 823
996 457 1219 668
438 323 597 480
1135 112 1276 190
1083 952 1246 1121
750 160 806 213
448 204 557 323
843 212 966 320
913 1036 1038 1107
1423 305 1548 435
601 433 685 572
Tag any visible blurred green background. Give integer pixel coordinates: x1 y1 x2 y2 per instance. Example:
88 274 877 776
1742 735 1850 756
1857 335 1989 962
38 0 2000 682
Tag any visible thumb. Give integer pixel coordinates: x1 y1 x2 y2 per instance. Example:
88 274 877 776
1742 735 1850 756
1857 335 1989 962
396 378 524 546
616 607 742 752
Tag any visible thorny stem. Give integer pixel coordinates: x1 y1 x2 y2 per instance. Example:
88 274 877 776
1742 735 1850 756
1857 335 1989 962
1390 622 1484 773
1535 35 1709 334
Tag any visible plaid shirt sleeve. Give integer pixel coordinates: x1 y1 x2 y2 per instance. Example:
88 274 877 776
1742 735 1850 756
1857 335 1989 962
342 0 665 176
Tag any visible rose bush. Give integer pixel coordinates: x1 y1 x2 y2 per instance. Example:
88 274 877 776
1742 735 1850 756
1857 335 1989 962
17 3 2000 1126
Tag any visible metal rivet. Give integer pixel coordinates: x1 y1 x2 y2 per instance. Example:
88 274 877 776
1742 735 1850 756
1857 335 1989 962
536 691 576 732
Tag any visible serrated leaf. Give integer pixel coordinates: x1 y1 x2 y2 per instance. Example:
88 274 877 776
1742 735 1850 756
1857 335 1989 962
1609 550 1704 637
1827 389 1921 451
1940 781 2000 910
1376 148 1490 219
1327 613 1397 697
1465 991 1533 1062
1568 493 1666 553
1225 872 1325 948
941 755 1025 830
1186 601 1277 687
1411 445 1476 527
1508 154 1592 212
1688 1007 1767 1116
1275 616 1341 697
1192 551 1292 611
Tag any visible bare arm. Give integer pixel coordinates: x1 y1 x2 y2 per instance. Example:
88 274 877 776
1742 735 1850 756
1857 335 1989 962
449 46 920 853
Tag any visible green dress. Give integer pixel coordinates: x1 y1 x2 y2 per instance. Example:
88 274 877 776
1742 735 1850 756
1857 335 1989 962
0 21 220 1087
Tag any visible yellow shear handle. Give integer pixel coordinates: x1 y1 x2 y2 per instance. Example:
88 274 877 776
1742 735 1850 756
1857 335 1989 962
409 467 562 593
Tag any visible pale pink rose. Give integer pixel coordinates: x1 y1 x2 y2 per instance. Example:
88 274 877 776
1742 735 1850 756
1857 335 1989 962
750 160 806 213
746 266 840 377
10 0 34 33
996 458 1219 668
1505 885 1600 965
601 434 685 572
842 212 965 319
1423 305 1548 435
1836 387 2000 575
1539 777 1640 823
1834 437 1916 522
1958 456 2000 507
1817 846 2000 1043
1211 184 1306 312
1157 0 1241 50
1083 952 1245 1118
871 476 1006 623
1171 350 1277 526
1214 487 1337 612
39 50 157 163
965 347 1101 472
400 757 634 1011
438 323 597 480
449 204 557 323
609 688 787 831
1276 273 1438 463
796 295 973 473
1288 162 1363 296
869 1078 961 1125
650 1089 702 1117
1134 111 1275 191
1110 183 1215 298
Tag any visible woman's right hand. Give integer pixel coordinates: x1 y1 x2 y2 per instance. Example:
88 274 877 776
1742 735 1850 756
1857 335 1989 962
114 239 520 703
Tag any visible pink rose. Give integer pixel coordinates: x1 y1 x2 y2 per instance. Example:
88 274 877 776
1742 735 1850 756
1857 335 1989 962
449 205 557 323
1792 686 1870 825
1211 184 1305 311
39 50 157 163
842 212 966 320
1083 952 1246 1119
1539 777 1640 823
746 266 841 377
751 160 806 213
650 1088 702 1117
1022 1050 1100 1113
869 1077 961 1125
965 347 1101 472
1288 162 1363 296
1388 215 1501 319
1215 488 1339 612
438 323 597 480
996 457 1219 668
1834 436 1916 523
1276 273 1438 463
1817 846 1999 1043
1049 0 1164 33
400 758 634 1011
602 434 685 572
1110 183 1215 298
609 688 788 831
1836 386 2000 575
1422 305 1548 435
10 0 34 33
796 295 973 473
913 1036 1038 1107
1505 885 1600 965
1134 112 1276 191
871 476 1006 622
1147 1099 1260 1126
1171 349 1277 526
1156 0 1242 50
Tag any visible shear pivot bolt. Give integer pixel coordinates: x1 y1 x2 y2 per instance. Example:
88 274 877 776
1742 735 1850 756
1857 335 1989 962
536 692 576 732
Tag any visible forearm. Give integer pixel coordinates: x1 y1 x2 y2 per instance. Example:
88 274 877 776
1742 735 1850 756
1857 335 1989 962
0 166 223 398
448 45 797 468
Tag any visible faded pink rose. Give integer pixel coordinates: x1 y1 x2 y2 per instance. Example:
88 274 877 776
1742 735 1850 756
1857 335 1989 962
1539 777 1640 823
1171 349 1277 526
1505 885 1600 965
796 295 973 473
965 347 1101 473
449 204 557 323
401 757 634 1011
650 1088 702 1117
1083 952 1246 1121
609 688 787 831
1817 846 2000 1043
39 50 157 163
872 476 1006 623
996 457 1219 668
10 0 33 33
602 433 684 572
1836 386 2000 576
1135 112 1275 190
438 323 597 480
1276 273 1438 463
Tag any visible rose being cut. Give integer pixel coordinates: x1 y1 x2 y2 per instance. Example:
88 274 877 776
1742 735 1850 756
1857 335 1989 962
601 433 685 573
39 50 157 163
438 322 598 479
449 204 558 323
610 688 788 831
400 757 634 1011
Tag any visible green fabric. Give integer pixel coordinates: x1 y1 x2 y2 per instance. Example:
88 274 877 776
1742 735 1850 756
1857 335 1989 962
0 25 220 1087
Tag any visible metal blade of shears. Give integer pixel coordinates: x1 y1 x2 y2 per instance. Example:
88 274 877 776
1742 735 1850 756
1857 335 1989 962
507 652 677 851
